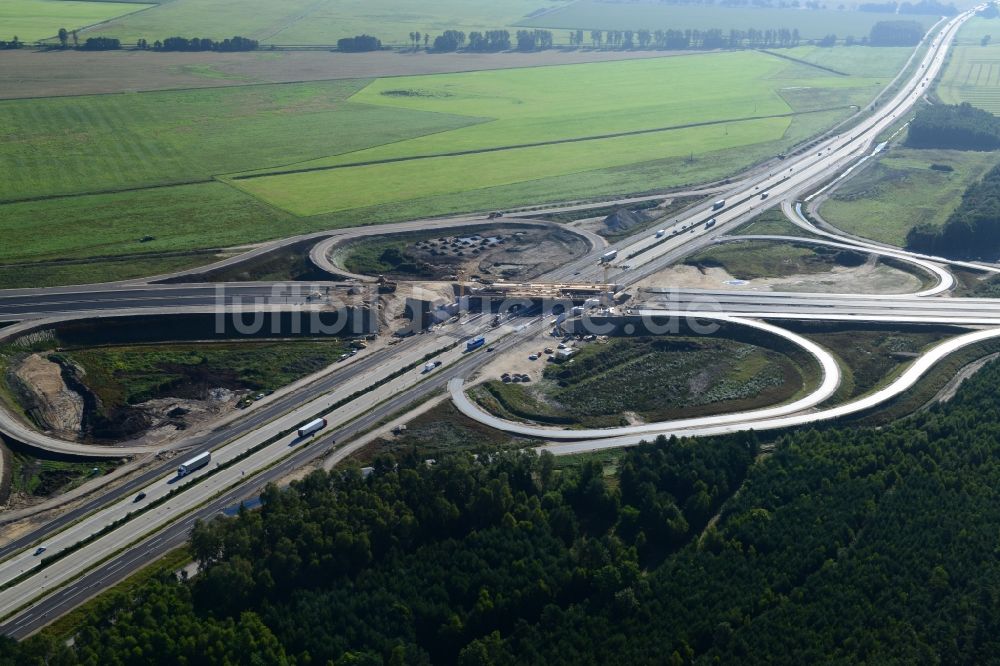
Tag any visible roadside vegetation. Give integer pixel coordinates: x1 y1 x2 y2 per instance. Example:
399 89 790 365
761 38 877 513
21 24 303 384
15 355 1000 662
471 335 808 428
818 147 997 246
353 401 526 462
4 445 118 502
60 341 348 409
789 323 958 403
0 252 233 290
684 240 867 280
735 209 811 237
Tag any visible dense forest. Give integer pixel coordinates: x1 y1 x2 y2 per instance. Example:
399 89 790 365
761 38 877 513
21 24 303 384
12 355 1000 663
906 102 1000 151
907 158 1000 259
868 19 925 46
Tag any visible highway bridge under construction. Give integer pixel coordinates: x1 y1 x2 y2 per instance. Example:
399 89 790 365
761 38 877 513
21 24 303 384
0 6 996 640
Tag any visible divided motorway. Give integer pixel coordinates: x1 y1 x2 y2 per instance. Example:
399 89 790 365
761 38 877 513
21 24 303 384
0 6 983 638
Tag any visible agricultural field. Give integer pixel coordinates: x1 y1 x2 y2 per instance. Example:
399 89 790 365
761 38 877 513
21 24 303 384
471 335 809 428
819 147 998 246
0 43 911 277
232 47 908 216
516 1 935 41
0 0 152 43
0 183 298 265
0 78 480 203
937 17 1000 113
72 0 562 46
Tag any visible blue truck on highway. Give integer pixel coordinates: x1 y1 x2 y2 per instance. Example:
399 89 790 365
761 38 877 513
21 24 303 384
466 335 486 351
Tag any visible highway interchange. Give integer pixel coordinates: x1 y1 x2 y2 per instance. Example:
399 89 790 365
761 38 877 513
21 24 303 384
0 5 996 639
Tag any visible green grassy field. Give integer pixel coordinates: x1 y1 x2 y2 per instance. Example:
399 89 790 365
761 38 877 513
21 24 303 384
0 78 480 202
233 48 903 215
937 17 1000 114
516 1 934 41
0 44 909 273
74 0 560 45
0 0 152 43
0 182 297 264
819 148 998 246
0 253 229 289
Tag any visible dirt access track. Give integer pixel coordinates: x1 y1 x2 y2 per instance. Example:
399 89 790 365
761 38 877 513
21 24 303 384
0 49 687 100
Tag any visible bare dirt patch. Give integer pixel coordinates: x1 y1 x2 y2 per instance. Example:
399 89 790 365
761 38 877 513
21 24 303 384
7 354 84 437
338 225 590 282
637 258 923 294
0 49 688 99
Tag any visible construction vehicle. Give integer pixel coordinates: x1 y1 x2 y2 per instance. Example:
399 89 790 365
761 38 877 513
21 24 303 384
376 275 397 294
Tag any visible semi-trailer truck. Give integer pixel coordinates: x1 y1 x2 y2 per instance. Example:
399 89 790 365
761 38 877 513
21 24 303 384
600 249 618 263
466 335 486 351
712 199 725 210
297 417 327 438
177 451 211 477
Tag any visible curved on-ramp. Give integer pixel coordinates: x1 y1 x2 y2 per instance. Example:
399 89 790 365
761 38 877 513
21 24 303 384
713 234 954 296
541 324 1000 454
449 314 841 440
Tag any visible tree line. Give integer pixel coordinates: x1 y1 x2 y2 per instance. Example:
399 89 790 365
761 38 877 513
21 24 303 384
905 102 1000 151
906 157 1000 258
14 349 1000 662
337 34 381 52
869 19 926 46
859 0 957 14
418 21 921 53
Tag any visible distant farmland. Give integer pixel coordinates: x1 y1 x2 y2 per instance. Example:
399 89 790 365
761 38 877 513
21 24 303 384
72 0 562 46
232 47 909 216
938 17 1000 114
517 1 936 41
0 44 912 267
0 0 152 43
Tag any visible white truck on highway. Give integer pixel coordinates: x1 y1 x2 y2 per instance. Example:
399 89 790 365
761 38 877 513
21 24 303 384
600 249 618 263
177 451 211 477
297 417 327 438
712 199 726 210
